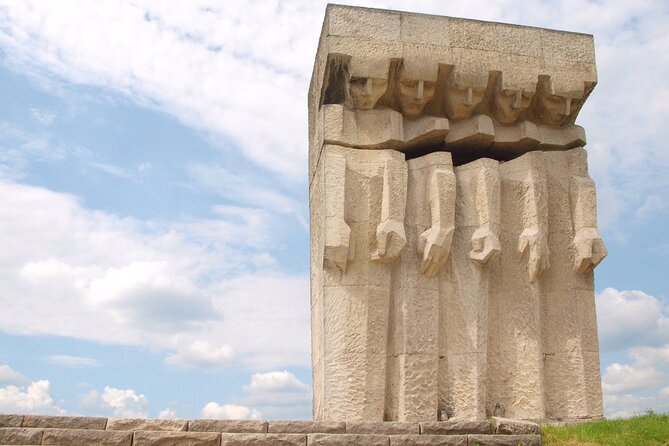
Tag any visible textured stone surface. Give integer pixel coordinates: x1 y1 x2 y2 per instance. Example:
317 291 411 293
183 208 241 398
42 428 131 445
23 416 107 430
268 421 345 434
0 415 23 428
346 422 418 435
420 420 492 435
188 419 267 433
467 434 541 446
106 418 187 431
308 433 389 446
310 4 604 423
133 431 220 446
220 433 306 446
491 418 540 435
389 434 467 446
0 427 43 445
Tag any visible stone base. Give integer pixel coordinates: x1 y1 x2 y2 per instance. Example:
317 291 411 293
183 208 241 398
0 415 542 445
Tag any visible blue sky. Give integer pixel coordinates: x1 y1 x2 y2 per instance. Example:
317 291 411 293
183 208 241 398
0 0 667 420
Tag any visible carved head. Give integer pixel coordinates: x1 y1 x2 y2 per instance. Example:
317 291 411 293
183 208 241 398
349 77 388 110
538 93 573 125
492 86 533 124
396 66 435 118
445 83 486 120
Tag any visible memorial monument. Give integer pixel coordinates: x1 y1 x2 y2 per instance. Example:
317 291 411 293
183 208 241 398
309 5 606 422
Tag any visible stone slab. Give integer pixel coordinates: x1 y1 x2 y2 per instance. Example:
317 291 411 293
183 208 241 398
467 434 541 446
42 428 131 446
133 430 220 446
106 418 188 431
308 433 389 445
0 427 43 445
346 422 418 435
23 415 107 430
0 415 23 428
420 421 492 435
268 421 345 434
188 419 267 433
220 433 306 445
491 418 540 435
389 434 467 446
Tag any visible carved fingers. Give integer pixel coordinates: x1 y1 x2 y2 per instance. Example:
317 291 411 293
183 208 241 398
323 218 352 273
469 226 501 266
518 226 551 282
573 227 607 273
418 226 455 276
373 219 406 263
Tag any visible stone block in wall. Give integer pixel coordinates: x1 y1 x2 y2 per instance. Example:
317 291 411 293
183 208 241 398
106 418 188 431
23 415 107 429
467 434 541 446
346 421 419 434
220 433 307 446
308 433 389 445
0 427 43 445
389 434 467 446
491 417 540 435
419 420 492 435
188 419 268 433
42 428 132 446
268 421 346 434
0 415 23 428
133 430 221 446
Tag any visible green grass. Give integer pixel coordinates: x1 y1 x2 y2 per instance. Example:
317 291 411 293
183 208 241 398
542 412 669 446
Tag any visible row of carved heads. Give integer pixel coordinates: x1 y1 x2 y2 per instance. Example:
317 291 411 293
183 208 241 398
320 55 594 127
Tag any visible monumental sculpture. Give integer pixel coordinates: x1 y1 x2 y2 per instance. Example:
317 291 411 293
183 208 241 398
309 5 606 422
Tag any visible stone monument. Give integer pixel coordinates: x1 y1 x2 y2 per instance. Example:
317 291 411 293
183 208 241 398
309 5 606 422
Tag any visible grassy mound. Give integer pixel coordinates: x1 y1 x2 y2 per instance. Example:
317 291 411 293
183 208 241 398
542 412 669 445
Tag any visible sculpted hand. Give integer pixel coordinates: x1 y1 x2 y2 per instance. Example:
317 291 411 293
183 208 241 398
573 227 607 273
323 218 352 273
418 226 454 276
518 226 550 282
372 219 406 262
469 226 500 266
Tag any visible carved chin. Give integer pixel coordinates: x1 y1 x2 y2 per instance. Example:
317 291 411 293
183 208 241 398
401 101 426 117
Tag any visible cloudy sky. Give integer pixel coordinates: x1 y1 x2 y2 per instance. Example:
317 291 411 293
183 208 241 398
0 0 667 420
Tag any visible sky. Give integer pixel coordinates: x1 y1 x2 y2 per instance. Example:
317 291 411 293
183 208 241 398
0 0 667 421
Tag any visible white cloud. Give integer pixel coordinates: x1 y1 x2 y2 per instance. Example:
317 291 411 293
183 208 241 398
245 370 309 394
158 407 177 419
79 386 149 418
45 355 101 368
239 371 311 420
596 288 669 352
164 341 235 369
201 402 261 420
0 380 65 415
0 364 31 387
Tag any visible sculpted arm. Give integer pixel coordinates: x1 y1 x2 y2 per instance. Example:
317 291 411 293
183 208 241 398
469 162 501 266
418 167 456 276
570 171 607 273
518 158 550 282
323 152 352 272
373 157 407 262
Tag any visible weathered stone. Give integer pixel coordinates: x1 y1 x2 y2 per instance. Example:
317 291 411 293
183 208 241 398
389 434 467 446
491 418 540 435
419 420 492 435
23 415 107 429
0 415 23 428
0 427 43 444
346 422 419 435
133 430 220 446
188 419 267 433
268 421 345 434
106 418 187 431
308 433 389 446
467 434 541 446
42 428 131 445
220 433 306 445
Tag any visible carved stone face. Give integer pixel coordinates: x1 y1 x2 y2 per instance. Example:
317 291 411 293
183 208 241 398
349 77 388 110
397 76 436 118
538 93 573 125
445 84 485 120
493 88 533 124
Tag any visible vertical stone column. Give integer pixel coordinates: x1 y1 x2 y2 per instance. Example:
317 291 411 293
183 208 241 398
441 158 500 420
387 152 455 421
314 144 407 421
542 148 605 419
488 152 549 419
